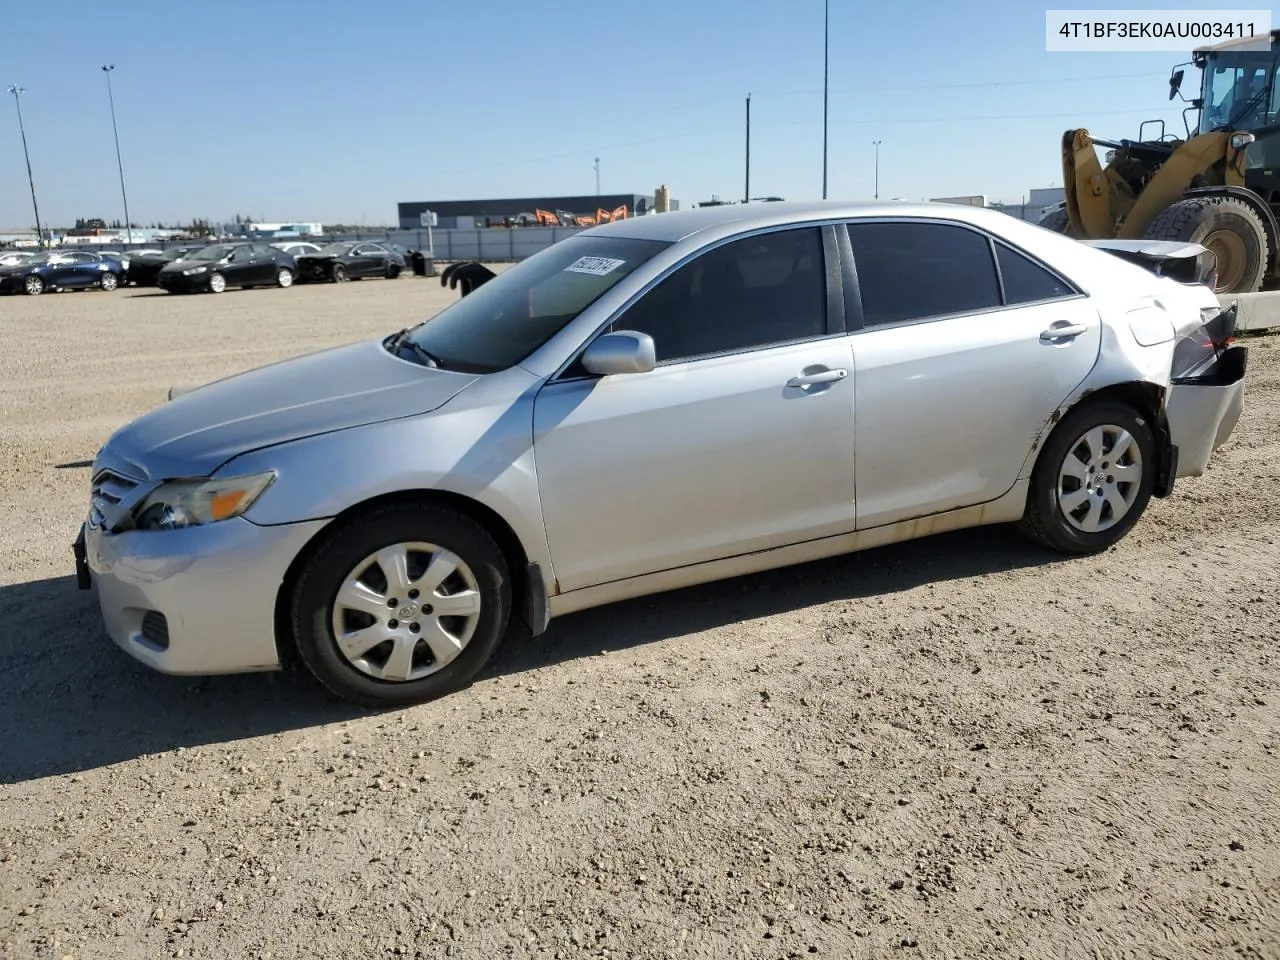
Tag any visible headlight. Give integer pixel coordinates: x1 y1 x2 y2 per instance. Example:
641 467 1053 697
134 472 275 531
182 265 208 275
1104 149 1117 164
1230 132 1256 150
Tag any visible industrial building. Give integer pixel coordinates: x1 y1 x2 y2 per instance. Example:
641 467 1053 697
397 191 678 230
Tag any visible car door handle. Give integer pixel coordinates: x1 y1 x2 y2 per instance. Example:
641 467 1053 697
1040 322 1088 341
786 368 848 388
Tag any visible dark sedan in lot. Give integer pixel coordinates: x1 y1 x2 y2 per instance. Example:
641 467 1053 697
295 241 405 283
126 246 201 287
0 251 126 295
156 242 297 294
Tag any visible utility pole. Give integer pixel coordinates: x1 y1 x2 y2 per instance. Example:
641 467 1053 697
744 93 751 203
873 140 882 200
101 65 133 245
594 157 600 195
822 0 829 199
7 84 44 249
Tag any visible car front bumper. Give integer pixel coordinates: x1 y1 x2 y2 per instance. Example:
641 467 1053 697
156 272 210 292
1167 343 1248 478
77 515 330 676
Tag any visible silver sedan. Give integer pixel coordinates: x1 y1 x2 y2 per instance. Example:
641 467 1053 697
76 201 1248 707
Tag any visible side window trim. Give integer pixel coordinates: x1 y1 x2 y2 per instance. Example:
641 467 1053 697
841 217 1087 333
550 220 849 382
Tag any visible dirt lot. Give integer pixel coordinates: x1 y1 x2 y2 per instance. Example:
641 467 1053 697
1 275 1277 960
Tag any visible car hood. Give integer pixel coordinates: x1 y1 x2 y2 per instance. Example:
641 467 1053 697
102 338 480 479
158 259 210 272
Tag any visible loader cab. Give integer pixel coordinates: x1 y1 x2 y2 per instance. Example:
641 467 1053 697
1197 51 1278 134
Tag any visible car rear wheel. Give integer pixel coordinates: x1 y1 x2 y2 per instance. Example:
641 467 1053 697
1018 400 1155 554
290 503 511 708
332 264 349 283
208 272 227 294
276 267 294 288
100 272 119 292
24 275 44 296
385 262 401 279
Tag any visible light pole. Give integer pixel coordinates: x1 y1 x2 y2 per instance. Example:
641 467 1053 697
873 140 882 200
744 93 751 203
6 84 44 249
101 65 133 245
594 157 600 195
822 0 829 199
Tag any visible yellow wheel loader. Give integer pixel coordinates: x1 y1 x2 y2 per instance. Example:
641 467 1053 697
1044 30 1280 294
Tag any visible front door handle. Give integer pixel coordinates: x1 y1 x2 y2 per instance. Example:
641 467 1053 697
1040 322 1088 341
786 368 848 388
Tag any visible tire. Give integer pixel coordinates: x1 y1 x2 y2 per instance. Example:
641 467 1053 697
385 262 401 280
1038 206 1071 235
24 275 44 296
208 272 227 294
1144 196 1269 294
1018 400 1156 555
289 503 512 708
276 267 294 288
100 272 119 292
332 263 348 283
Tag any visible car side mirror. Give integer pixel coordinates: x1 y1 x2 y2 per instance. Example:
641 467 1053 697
1168 69 1184 100
581 330 656 376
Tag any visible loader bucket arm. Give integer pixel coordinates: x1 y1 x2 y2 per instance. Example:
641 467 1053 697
1062 129 1113 238
1116 131 1237 238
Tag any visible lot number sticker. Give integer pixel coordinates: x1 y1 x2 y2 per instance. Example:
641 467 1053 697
564 256 626 276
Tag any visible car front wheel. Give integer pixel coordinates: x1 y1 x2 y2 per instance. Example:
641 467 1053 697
276 267 294 288
1018 400 1155 554
290 503 511 708
100 272 119 292
332 263 348 283
24 275 44 296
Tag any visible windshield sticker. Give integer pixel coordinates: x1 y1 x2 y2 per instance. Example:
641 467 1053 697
564 256 626 276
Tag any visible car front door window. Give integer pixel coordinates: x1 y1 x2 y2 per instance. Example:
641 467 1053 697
614 227 828 362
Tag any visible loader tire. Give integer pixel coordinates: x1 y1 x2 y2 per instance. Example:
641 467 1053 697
1038 207 1071 235
1143 196 1269 295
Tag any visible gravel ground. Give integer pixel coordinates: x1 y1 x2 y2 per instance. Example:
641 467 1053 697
1 276 1277 960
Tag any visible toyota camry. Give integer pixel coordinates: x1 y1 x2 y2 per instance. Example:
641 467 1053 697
75 201 1247 707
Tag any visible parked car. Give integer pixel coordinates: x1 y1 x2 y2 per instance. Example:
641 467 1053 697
75 201 1247 707
272 241 323 258
294 241 405 283
156 242 297 294
125 247 202 287
0 250 125 295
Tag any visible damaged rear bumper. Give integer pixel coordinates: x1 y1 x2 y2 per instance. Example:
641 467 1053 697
1166 342 1247 478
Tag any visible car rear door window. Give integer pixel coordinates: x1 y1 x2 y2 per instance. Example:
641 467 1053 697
617 226 828 363
994 241 1076 304
845 221 1001 326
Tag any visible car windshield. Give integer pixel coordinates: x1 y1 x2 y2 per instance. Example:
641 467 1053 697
185 245 234 261
402 235 669 373
319 243 354 256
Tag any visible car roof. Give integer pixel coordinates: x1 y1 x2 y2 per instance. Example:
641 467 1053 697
584 199 1031 242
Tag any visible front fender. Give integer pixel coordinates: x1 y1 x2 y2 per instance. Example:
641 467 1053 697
220 365 556 579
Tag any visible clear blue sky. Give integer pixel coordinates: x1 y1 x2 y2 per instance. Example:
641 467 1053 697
0 0 1206 228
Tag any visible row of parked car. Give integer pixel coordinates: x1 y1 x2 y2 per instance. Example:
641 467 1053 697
0 239 418 296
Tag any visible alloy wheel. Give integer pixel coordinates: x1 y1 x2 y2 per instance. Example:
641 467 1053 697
1056 424 1144 533
329 541 483 683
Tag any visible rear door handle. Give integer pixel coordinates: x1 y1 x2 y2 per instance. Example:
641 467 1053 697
1040 322 1088 341
786 368 848 388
